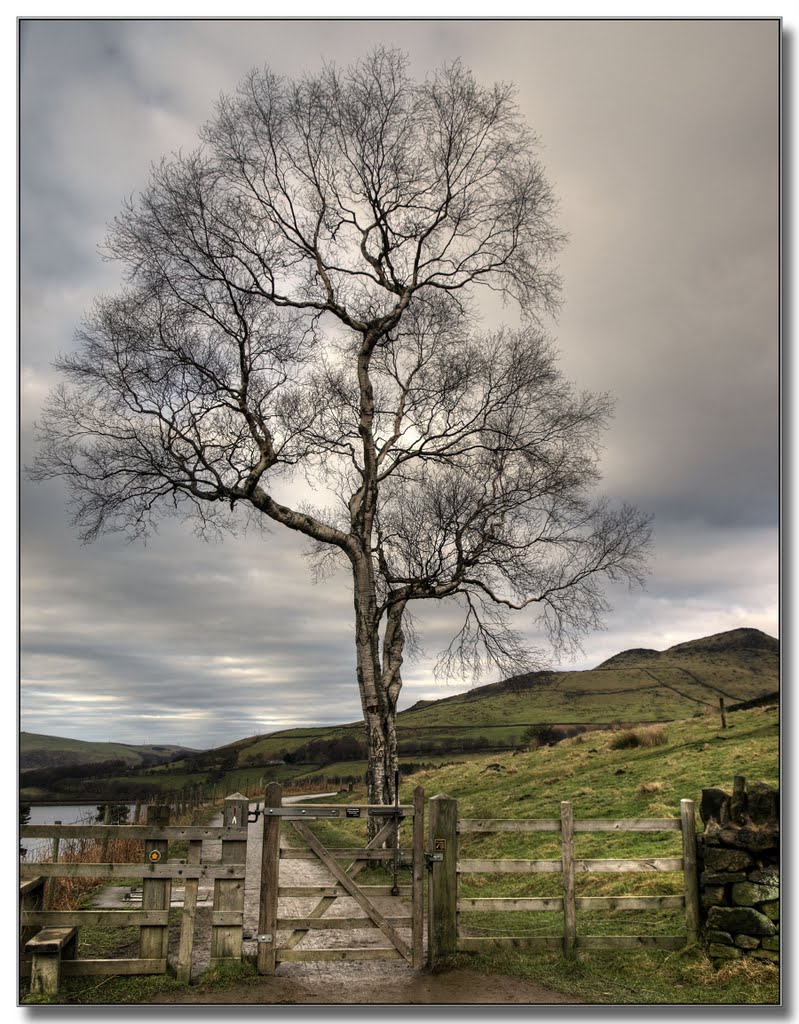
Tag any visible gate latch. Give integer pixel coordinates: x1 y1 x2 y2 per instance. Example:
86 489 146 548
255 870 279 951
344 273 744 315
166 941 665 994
248 804 262 824
424 851 444 868
256 933 273 944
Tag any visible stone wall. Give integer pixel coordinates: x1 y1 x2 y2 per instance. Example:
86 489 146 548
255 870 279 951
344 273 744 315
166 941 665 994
698 776 779 962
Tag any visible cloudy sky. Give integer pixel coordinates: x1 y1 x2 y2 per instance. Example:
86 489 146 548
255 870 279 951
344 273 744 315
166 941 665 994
19 18 779 750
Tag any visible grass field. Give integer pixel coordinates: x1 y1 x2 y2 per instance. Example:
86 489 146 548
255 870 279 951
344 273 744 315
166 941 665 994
21 703 778 1005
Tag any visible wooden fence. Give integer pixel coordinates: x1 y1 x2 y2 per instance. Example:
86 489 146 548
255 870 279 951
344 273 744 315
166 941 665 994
428 796 699 962
19 795 249 993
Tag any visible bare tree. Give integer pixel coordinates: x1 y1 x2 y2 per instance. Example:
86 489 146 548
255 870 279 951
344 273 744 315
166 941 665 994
31 50 651 808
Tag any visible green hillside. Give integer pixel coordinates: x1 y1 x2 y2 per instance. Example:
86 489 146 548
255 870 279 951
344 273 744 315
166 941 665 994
302 703 779 1005
20 732 194 770
397 627 778 729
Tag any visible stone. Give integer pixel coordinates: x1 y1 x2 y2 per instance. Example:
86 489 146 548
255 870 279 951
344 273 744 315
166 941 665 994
700 870 747 885
701 886 726 907
700 788 731 825
705 930 733 944
734 934 760 949
749 868 778 886
760 901 779 920
746 782 778 824
732 881 779 905
749 949 779 962
702 847 752 871
761 936 780 951
717 824 779 851
708 943 741 959
706 906 776 936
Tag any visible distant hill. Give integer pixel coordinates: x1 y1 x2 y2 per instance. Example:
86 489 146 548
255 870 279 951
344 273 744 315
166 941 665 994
20 732 195 771
19 628 779 799
389 627 779 733
173 626 780 769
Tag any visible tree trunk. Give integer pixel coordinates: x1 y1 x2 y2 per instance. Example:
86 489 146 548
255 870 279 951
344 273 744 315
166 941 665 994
352 558 403 831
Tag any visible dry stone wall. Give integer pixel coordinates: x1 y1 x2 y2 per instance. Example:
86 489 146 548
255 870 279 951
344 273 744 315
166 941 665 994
698 776 779 962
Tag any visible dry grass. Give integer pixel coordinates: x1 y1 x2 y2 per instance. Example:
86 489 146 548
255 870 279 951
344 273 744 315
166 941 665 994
610 725 668 750
638 781 665 795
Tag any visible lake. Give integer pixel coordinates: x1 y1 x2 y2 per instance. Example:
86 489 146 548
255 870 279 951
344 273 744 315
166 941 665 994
22 803 135 859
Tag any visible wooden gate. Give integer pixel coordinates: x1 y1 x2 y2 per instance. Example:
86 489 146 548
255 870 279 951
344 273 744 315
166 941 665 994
19 796 249 993
256 783 425 972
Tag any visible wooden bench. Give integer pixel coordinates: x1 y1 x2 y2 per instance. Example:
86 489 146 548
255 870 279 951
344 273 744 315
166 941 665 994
25 927 78 995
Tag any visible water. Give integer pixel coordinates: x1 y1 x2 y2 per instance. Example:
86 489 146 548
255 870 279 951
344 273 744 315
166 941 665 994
21 803 134 860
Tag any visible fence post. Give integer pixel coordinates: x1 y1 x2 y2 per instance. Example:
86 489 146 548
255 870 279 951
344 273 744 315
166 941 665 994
560 801 577 956
428 793 458 966
134 800 142 825
412 786 425 970
719 697 727 729
211 793 248 963
680 799 700 944
99 804 112 864
257 782 282 975
140 804 171 963
45 821 61 910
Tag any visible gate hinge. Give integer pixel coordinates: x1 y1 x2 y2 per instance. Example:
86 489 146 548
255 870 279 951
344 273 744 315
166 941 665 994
256 933 273 944
424 851 444 868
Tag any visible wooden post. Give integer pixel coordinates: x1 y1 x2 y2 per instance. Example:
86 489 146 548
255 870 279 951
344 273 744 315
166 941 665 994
719 696 727 729
731 775 747 824
211 793 248 962
257 782 282 975
20 877 46 956
45 822 61 910
134 800 142 825
561 801 577 956
139 805 171 962
99 804 112 864
680 799 700 944
412 786 425 970
428 793 458 966
176 838 202 984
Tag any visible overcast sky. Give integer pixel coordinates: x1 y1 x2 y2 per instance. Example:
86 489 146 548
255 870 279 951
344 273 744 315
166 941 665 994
19 18 779 750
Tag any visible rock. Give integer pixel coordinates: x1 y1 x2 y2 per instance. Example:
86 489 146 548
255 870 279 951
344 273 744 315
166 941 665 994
749 867 778 886
716 824 779 851
700 788 731 825
732 881 779 906
760 901 779 921
705 930 733 944
706 906 776 936
708 943 741 959
700 870 747 885
761 936 780 951
733 934 760 949
746 782 778 824
703 847 752 872
749 949 779 962
701 886 726 907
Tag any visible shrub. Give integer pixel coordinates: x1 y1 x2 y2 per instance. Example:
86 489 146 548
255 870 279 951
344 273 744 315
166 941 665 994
609 725 668 750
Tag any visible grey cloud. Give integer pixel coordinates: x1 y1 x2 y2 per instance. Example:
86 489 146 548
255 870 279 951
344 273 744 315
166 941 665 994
20 19 779 747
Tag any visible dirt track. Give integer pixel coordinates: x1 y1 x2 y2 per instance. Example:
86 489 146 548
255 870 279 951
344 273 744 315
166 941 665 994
159 796 578 1004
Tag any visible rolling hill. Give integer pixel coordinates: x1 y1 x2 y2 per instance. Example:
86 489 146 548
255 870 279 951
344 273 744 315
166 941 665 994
165 626 780 768
19 628 778 801
19 732 195 771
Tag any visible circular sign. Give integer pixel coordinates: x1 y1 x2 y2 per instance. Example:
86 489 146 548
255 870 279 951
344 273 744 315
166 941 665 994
149 850 161 862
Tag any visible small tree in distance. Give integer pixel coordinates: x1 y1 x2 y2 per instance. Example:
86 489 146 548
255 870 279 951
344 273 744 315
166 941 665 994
31 49 652 813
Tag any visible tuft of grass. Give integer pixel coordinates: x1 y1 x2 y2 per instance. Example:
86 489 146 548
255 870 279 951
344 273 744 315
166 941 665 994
610 725 668 750
638 781 665 795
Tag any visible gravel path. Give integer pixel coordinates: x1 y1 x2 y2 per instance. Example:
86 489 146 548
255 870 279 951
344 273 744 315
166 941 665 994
96 795 577 1003
190 794 420 985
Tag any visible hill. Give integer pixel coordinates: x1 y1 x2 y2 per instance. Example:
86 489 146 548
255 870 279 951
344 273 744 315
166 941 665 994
20 732 194 771
19 627 778 802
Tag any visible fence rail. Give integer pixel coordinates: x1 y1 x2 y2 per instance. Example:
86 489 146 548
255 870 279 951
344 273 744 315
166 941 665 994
19 795 250 993
429 796 700 962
